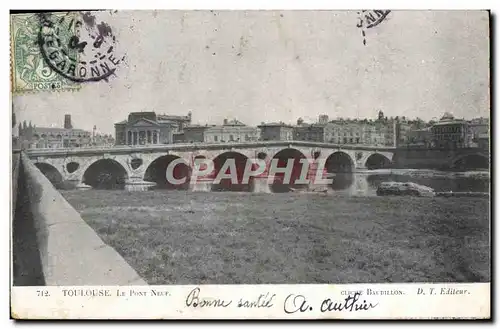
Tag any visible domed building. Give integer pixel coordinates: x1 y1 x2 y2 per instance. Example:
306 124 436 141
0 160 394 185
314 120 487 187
440 112 455 121
431 112 472 149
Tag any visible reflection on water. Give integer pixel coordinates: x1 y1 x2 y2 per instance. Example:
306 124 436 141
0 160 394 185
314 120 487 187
190 181 213 193
70 169 491 195
331 171 490 196
252 178 272 194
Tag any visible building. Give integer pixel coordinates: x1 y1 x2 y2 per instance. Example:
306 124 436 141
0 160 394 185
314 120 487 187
477 133 489 151
296 112 397 147
362 120 389 146
324 120 364 145
405 127 432 148
431 112 471 149
114 111 192 145
318 114 329 124
395 117 431 147
183 119 260 143
17 115 94 149
467 117 489 147
294 124 326 142
91 132 115 147
258 122 294 141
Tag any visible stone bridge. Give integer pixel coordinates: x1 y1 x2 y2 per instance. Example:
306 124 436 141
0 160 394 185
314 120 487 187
25 141 396 190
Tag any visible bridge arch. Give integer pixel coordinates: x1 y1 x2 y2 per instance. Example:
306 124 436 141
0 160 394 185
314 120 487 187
325 151 354 173
324 151 355 190
211 151 251 191
451 153 489 170
82 159 129 189
34 162 64 188
270 148 308 192
143 154 190 189
364 153 392 170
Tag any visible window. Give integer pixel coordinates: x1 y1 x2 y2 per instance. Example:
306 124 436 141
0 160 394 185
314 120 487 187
229 135 234 141
214 135 218 142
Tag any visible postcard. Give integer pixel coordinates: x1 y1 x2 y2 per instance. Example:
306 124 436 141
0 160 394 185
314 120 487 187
10 9 491 320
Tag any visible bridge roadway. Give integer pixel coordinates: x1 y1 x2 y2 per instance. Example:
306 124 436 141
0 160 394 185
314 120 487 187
23 141 395 189
24 141 396 156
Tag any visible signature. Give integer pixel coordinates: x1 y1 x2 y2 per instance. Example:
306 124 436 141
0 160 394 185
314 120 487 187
321 292 379 312
284 292 378 314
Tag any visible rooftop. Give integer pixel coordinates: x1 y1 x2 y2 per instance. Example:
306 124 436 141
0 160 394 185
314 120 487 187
257 122 293 127
432 119 467 126
184 124 216 129
223 119 246 126
157 114 191 121
33 127 89 133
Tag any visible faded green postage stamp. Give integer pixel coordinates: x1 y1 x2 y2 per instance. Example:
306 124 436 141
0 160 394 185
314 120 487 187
10 13 81 93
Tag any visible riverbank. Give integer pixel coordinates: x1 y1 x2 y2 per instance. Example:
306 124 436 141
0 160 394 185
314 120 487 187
61 190 490 284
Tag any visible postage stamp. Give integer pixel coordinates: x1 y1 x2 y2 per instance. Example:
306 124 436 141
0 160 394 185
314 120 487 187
10 13 81 93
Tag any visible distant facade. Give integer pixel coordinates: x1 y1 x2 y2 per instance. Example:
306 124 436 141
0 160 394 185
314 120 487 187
16 115 108 149
91 131 115 147
431 112 471 149
405 127 433 148
114 111 192 145
324 120 365 145
467 117 489 147
294 124 326 142
258 123 294 141
182 119 260 143
477 133 489 151
294 112 397 147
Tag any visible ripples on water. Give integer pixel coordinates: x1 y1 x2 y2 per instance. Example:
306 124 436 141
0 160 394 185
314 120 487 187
74 169 490 195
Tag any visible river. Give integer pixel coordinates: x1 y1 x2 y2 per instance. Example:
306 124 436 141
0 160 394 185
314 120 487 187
106 169 490 195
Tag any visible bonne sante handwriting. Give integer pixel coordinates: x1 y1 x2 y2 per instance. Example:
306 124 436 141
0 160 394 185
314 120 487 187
185 287 275 308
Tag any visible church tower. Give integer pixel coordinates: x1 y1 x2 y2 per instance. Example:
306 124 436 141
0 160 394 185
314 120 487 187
378 110 384 121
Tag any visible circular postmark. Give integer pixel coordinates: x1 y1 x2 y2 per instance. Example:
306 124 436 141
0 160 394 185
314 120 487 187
356 10 391 46
37 11 124 82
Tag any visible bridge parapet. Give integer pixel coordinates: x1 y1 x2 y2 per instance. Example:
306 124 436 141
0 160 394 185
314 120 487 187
16 153 147 285
24 141 396 157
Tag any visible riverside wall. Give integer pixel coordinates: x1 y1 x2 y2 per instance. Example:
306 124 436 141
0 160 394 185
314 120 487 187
13 153 147 286
392 148 488 170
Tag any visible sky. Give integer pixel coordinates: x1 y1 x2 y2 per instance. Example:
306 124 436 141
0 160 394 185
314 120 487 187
13 10 490 135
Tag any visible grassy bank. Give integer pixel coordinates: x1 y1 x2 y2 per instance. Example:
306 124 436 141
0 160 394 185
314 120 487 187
61 190 490 284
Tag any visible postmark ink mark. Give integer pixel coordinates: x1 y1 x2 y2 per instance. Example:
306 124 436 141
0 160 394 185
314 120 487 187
356 10 391 46
37 11 124 83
